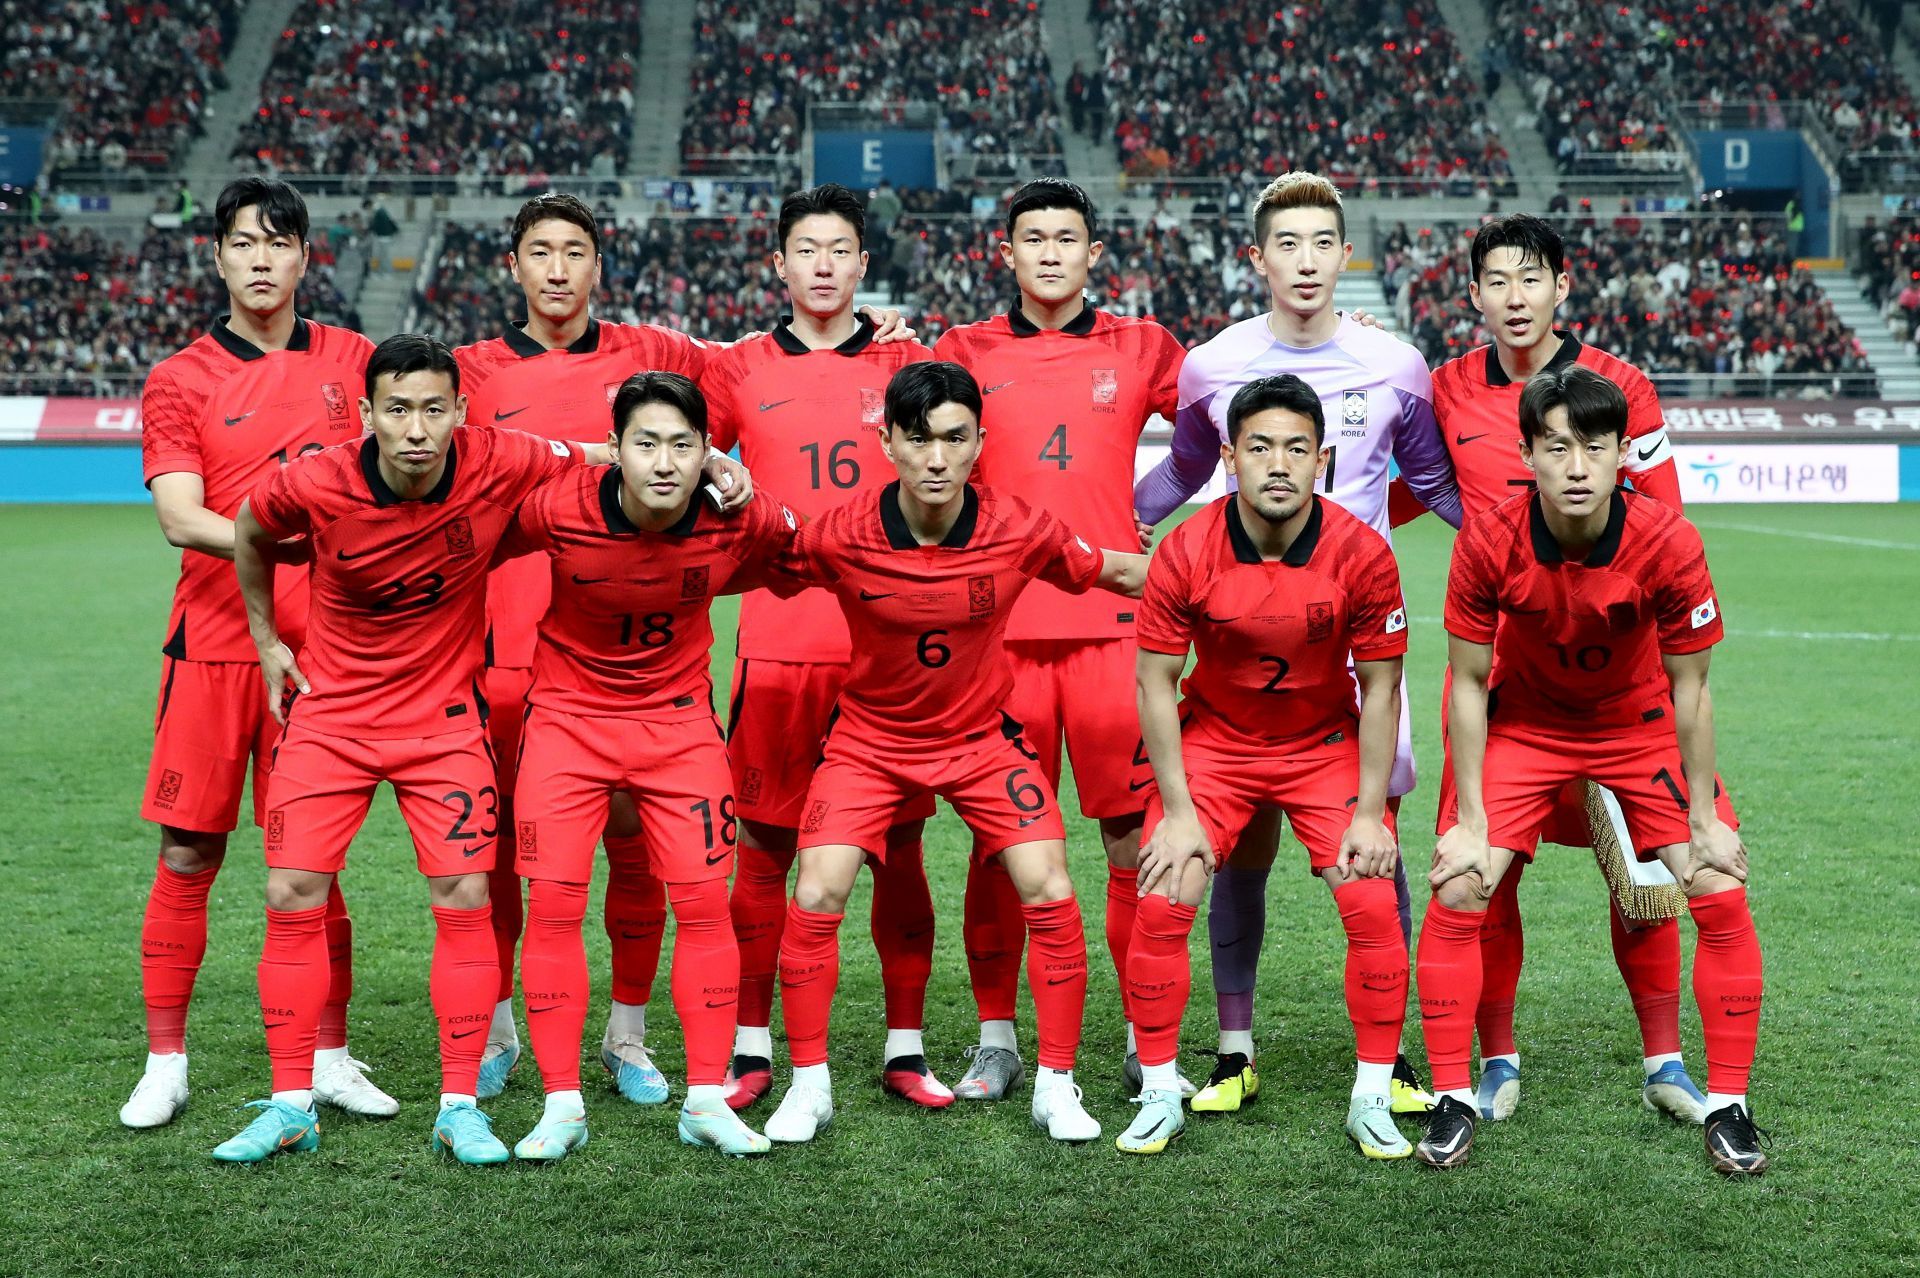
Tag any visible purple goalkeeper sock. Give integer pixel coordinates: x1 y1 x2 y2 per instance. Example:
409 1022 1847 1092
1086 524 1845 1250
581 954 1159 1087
1207 863 1270 1032
1393 857 1413 953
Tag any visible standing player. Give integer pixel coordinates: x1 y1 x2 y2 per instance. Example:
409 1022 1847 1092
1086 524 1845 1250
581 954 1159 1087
1132 172 1462 1113
933 178 1189 1098
1416 365 1766 1175
125 176 392 1129
213 335 591 1164
505 373 793 1160
1124 376 1411 1158
1412 214 1706 1124
758 362 1147 1146
704 185 947 1111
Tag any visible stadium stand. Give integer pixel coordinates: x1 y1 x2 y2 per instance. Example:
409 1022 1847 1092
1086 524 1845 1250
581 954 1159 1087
230 0 638 180
1087 0 1515 194
4 0 243 175
1 222 362 395
1382 209 1878 396
681 0 1065 178
1853 214 1920 350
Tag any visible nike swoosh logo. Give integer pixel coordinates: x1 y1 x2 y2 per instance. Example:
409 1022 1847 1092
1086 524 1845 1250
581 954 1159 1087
758 398 794 412
1019 815 1043 827
1138 1116 1169 1138
1455 432 1489 446
1218 936 1245 949
571 574 611 585
1726 1007 1759 1017
1045 974 1078 985
1131 990 1169 1001
704 999 732 1008
1127 777 1152 792
983 381 1015 394
1201 612 1240 624
705 850 730 866
494 407 528 421
264 1021 291 1030
279 1127 313 1148
618 930 652 940
1428 1127 1468 1155
335 546 380 561
225 411 255 427
527 1004 563 1014
1361 982 1398 993
451 1027 484 1039
1637 444 1660 460
462 847 483 858
858 589 894 601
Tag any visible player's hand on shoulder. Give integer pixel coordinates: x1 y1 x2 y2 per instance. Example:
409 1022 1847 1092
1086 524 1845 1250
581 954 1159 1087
1342 308 1385 330
703 449 753 511
1138 814 1211 897
1685 818 1747 887
1134 507 1155 551
860 305 917 344
1431 823 1493 897
1339 814 1399 880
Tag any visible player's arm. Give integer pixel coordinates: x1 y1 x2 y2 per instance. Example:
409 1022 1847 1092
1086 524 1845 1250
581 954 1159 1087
1389 388 1465 529
1132 398 1222 525
1094 549 1149 597
1621 370 1684 511
1662 647 1746 886
233 498 309 725
150 472 239 559
1338 656 1403 880
1134 647 1210 896
1433 632 1494 896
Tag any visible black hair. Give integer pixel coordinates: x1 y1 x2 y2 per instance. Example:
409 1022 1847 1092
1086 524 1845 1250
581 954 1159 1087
364 333 460 400
612 371 708 442
215 177 309 243
1518 365 1628 445
777 183 865 250
1226 373 1325 445
884 361 981 436
1470 213 1566 281
1006 177 1097 239
510 192 601 256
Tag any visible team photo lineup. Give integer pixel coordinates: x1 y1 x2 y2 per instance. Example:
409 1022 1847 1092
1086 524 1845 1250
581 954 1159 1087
113 162 1776 1178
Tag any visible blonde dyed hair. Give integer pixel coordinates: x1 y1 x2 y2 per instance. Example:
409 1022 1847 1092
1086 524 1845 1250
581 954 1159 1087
1251 172 1346 245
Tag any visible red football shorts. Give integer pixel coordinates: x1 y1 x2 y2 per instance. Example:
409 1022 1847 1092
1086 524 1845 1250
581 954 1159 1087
262 720 500 876
1005 638 1152 819
1443 718 1739 860
483 665 533 800
726 658 934 829
1139 718 1388 874
797 718 1066 859
513 707 736 884
142 658 280 832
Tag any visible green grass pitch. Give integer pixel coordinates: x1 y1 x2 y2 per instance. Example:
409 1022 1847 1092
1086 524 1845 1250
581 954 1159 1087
2 501 1916 1277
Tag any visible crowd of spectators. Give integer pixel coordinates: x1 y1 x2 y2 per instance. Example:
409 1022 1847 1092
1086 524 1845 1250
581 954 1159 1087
2 0 241 175
1086 0 1514 196
682 0 1063 176
1 222 361 396
1852 213 1920 355
231 0 637 180
1382 207 1877 397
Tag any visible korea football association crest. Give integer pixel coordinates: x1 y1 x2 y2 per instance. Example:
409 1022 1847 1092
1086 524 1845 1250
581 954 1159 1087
1306 601 1334 642
860 387 885 425
1341 390 1368 434
1092 369 1118 413
321 381 350 426
443 515 476 559
968 573 996 620
681 564 710 600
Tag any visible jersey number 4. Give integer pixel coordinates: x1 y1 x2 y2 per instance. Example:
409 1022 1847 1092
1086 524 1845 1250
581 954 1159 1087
1038 424 1072 471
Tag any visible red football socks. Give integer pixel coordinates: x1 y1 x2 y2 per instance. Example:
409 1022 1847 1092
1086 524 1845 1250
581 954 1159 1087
1336 877 1407 1065
1105 863 1141 1024
870 837 935 1031
1610 903 1683 1058
318 878 353 1050
141 858 215 1054
1475 864 1524 1059
486 858 523 1005
777 902 844 1068
431 903 498 1096
519 879 590 1093
1416 899 1487 1093
963 854 1026 1023
668 879 739 1086
603 835 666 1007
1024 896 1088 1071
1688 887 1764 1095
1125 893 1195 1069
729 843 795 1028
259 903 329 1092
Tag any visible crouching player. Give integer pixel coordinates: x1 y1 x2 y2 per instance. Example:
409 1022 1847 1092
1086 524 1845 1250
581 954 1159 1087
1417 366 1766 1174
759 362 1147 1144
504 372 793 1159
1125 375 1413 1157
218 335 590 1164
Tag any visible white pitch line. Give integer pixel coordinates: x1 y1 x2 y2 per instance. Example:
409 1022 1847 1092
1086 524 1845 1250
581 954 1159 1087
1692 521 1920 551
1407 616 1918 642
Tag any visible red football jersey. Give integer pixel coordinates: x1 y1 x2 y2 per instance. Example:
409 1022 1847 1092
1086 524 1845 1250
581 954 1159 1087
1137 496 1408 748
142 318 373 661
1445 490 1723 729
1429 335 1681 522
505 472 798 719
767 483 1104 747
247 428 582 738
458 318 716 669
703 316 933 663
934 306 1183 641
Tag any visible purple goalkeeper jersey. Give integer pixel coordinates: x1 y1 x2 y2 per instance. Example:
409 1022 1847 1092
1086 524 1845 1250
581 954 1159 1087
1133 313 1462 535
